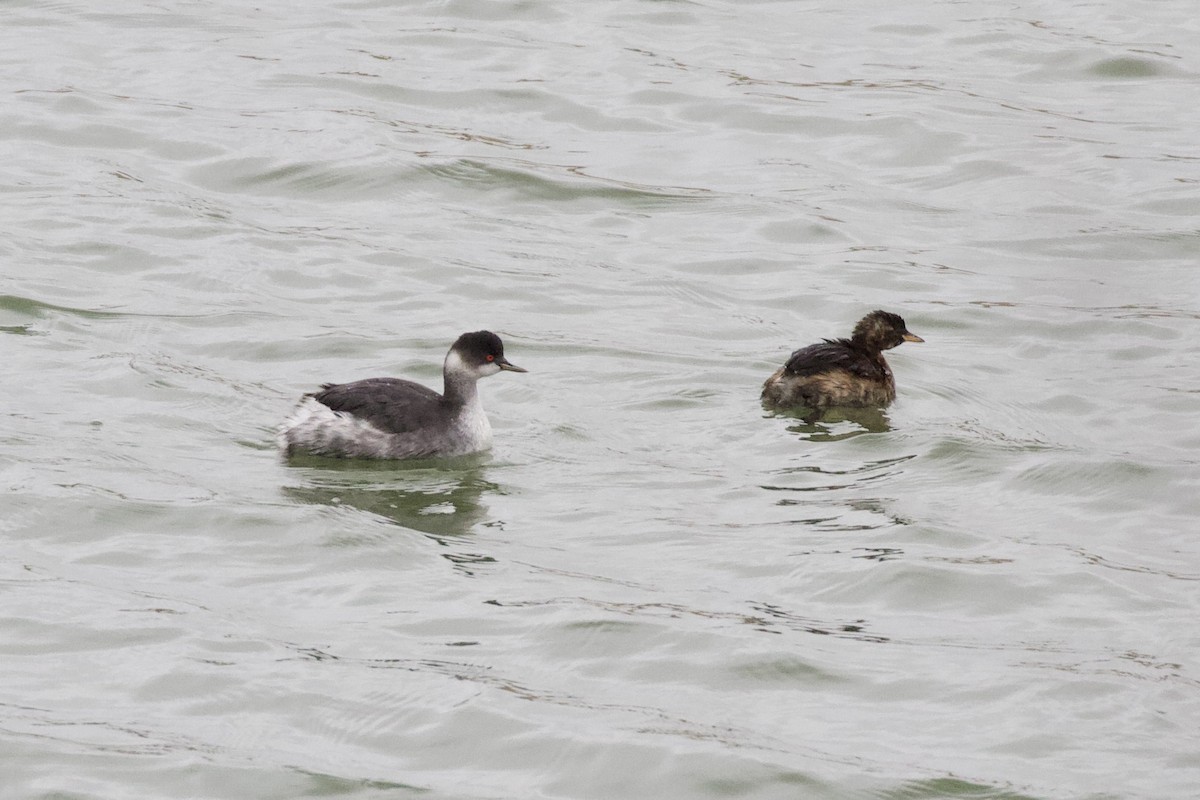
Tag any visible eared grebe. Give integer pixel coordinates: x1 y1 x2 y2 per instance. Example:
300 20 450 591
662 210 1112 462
762 310 923 410
279 330 526 459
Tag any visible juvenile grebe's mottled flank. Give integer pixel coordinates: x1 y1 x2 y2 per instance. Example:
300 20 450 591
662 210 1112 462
279 330 526 459
761 310 923 410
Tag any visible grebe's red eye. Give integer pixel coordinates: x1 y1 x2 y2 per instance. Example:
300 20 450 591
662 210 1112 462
486 354 495 362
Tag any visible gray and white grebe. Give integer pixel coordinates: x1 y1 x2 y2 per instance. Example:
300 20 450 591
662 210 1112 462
279 330 526 459
762 310 923 410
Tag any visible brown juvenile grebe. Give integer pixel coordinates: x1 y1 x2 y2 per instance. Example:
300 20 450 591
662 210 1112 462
762 310 923 410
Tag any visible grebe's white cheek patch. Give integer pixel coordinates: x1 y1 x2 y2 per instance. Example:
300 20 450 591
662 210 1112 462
446 347 503 379
444 349 469 375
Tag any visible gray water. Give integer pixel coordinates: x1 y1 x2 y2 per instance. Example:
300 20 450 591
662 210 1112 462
3 1 1199 798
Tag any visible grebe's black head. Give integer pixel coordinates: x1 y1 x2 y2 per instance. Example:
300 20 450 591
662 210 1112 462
851 310 924 352
447 330 527 378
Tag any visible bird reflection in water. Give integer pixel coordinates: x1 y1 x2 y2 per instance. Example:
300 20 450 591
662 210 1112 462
772 405 892 443
281 455 501 573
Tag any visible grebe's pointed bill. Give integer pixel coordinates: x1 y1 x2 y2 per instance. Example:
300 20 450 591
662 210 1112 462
902 331 925 343
497 357 527 373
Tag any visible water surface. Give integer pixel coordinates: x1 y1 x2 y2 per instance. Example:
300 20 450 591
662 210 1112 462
3 1 1199 798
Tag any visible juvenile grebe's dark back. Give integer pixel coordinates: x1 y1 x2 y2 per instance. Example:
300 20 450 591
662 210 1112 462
279 330 526 459
762 310 922 410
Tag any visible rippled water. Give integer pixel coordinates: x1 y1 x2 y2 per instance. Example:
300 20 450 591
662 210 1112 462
3 1 1199 798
